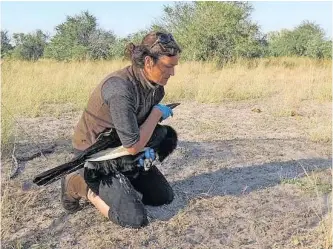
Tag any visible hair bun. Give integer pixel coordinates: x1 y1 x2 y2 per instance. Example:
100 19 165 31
128 42 135 52
124 42 136 59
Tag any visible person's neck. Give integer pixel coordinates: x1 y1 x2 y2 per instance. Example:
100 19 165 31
141 68 159 88
142 68 152 82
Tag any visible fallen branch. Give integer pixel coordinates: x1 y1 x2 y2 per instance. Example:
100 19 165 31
10 126 19 179
16 146 55 161
10 146 55 179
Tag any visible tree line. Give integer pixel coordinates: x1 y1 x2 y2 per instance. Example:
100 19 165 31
1 2 332 64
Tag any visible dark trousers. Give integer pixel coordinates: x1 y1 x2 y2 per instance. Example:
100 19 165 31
99 165 173 228
75 125 177 228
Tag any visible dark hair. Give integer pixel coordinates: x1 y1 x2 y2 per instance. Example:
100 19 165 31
125 31 182 68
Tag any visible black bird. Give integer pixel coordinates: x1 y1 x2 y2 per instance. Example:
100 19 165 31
33 103 180 186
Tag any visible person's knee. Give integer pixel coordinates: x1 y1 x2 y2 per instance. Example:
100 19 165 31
142 185 174 206
101 174 149 228
165 187 174 204
161 186 174 205
108 206 148 228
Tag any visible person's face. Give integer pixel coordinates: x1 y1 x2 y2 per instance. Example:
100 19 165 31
144 54 179 86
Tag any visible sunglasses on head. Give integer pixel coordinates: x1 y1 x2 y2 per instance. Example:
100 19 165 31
150 33 175 50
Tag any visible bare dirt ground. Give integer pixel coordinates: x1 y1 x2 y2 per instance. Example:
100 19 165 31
1 101 331 249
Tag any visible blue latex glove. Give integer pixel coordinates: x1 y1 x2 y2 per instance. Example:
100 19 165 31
154 104 173 122
138 148 156 168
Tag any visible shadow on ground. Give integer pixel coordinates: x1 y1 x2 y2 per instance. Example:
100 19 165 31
146 156 331 220
2 138 331 248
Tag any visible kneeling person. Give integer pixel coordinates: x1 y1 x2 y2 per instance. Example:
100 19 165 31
61 31 181 228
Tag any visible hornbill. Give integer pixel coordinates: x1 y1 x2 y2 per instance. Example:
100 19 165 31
33 103 180 186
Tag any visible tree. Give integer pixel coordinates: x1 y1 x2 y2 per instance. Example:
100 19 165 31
267 29 295 57
267 21 331 59
45 11 116 60
11 30 48 61
88 29 116 59
320 40 332 59
109 37 129 59
1 30 13 58
158 2 265 64
109 27 164 59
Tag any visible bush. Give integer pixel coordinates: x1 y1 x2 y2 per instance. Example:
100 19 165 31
158 2 266 65
9 30 47 61
267 21 332 59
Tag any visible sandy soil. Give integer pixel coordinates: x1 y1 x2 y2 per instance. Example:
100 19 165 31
1 101 331 249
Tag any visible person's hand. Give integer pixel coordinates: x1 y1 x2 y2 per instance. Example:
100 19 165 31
138 148 155 166
87 188 97 200
154 104 173 121
138 148 156 170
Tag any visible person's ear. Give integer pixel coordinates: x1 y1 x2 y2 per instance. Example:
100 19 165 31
144 56 154 70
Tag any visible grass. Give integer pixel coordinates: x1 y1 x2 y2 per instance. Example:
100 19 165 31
1 57 331 147
1 57 331 248
281 167 332 249
281 170 332 195
318 212 332 249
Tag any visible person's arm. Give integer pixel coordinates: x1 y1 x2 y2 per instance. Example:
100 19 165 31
126 108 162 155
127 104 173 155
102 77 162 155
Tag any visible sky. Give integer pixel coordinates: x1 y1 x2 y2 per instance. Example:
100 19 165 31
1 1 332 39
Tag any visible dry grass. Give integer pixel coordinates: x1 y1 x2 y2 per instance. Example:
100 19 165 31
2 57 331 147
281 167 332 249
0 55 331 247
281 169 332 196
318 212 332 249
166 57 331 103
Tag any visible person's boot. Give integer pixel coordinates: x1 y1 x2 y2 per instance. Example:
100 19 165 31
61 171 89 213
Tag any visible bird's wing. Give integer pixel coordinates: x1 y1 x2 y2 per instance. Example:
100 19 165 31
87 146 146 162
